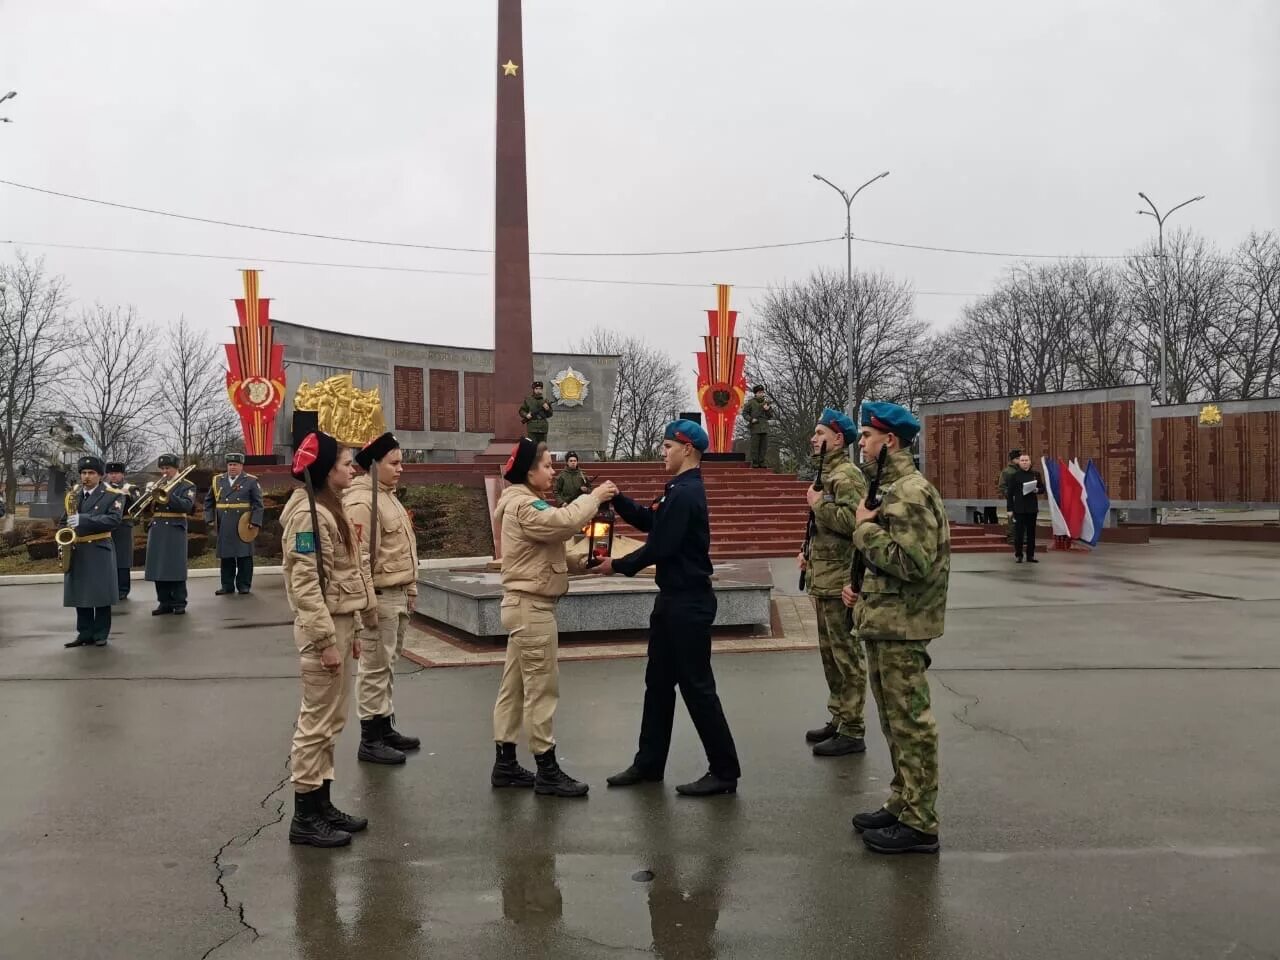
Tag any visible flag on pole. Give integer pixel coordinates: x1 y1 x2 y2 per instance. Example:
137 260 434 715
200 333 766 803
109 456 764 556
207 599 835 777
1041 456 1069 536
1081 460 1111 547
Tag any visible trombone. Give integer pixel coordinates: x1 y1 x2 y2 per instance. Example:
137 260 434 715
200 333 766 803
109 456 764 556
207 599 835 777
127 464 197 520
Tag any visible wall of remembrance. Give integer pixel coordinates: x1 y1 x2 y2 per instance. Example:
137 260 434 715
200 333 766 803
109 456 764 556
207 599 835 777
272 320 618 461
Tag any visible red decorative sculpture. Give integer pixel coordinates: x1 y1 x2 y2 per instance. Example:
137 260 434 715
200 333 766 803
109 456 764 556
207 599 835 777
695 284 748 453
224 269 286 456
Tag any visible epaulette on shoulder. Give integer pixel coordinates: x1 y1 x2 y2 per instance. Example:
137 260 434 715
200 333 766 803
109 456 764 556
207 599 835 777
245 473 258 481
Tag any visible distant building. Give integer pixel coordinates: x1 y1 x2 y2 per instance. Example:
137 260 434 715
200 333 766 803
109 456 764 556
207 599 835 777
271 320 618 461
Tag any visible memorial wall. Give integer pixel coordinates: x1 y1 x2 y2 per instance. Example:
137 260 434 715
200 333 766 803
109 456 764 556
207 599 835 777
271 320 617 460
919 386 1152 512
1152 400 1280 507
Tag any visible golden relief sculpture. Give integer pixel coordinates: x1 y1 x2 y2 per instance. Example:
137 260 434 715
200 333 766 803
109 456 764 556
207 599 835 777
293 373 387 446
1198 403 1223 427
552 367 590 407
1009 398 1032 421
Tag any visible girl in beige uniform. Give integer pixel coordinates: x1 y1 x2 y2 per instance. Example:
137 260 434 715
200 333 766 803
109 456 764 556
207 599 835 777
347 431 421 765
490 437 617 797
281 431 378 848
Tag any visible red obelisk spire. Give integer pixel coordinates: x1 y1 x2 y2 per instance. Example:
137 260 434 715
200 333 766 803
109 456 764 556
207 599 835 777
492 0 533 443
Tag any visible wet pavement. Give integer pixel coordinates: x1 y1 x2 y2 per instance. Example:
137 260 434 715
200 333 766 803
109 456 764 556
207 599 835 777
1 540 1279 959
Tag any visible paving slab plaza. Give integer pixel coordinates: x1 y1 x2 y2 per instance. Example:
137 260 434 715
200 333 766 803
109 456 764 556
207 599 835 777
1 539 1278 960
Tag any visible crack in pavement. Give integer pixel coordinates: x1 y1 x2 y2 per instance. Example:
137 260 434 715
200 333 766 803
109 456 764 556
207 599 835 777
934 675 1032 752
201 762 291 959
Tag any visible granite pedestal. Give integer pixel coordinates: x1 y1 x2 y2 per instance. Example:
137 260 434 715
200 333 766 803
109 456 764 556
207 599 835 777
417 558 773 639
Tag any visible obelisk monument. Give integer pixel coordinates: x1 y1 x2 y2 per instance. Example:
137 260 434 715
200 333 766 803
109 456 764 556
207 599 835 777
490 0 534 445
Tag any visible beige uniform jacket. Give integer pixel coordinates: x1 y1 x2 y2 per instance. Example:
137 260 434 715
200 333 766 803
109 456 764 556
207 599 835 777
344 475 419 598
280 488 377 652
493 483 601 599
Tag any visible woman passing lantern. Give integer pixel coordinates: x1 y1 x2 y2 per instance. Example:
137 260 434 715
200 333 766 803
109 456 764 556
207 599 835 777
489 437 617 797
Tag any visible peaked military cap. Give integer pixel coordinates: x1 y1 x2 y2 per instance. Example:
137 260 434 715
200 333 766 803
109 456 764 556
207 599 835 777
104 461 126 474
752 384 766 394
225 452 246 465
355 431 399 470
860 401 921 443
157 453 180 469
665 419 709 452
818 407 858 444
291 432 339 486
503 437 540 484
77 455 105 474
565 450 580 461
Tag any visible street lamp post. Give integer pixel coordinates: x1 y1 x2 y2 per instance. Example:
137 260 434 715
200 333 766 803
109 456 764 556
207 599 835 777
1137 192 1204 405
813 170 890 417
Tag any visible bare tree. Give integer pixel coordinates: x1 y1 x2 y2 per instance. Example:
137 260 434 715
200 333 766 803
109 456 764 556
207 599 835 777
574 328 684 460
1122 230 1231 403
57 304 159 465
0 253 71 523
746 269 926 469
154 315 236 464
1219 231 1280 398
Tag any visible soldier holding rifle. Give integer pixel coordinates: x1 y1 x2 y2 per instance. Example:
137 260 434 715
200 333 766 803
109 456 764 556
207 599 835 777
519 380 553 442
741 385 775 468
842 401 950 855
797 408 869 757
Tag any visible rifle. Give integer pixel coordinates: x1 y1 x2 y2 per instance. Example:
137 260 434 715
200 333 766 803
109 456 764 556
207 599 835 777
848 444 890 603
798 440 828 591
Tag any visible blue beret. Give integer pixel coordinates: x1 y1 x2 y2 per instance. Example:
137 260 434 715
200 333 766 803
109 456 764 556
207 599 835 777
860 401 920 443
818 407 858 443
665 419 709 452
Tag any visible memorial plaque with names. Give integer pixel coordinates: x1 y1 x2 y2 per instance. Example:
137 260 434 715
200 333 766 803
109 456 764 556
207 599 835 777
464 372 494 433
392 365 425 432
1153 410 1279 503
429 368 459 432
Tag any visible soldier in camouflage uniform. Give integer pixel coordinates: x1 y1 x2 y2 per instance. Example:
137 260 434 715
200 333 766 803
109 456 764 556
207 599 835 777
843 401 950 855
798 407 868 757
998 449 1020 544
741 385 774 468
519 381 553 442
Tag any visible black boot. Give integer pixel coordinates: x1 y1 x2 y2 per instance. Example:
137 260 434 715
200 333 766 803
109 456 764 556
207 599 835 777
812 734 867 757
317 780 367 833
805 721 837 744
357 716 406 765
852 808 899 833
383 715 420 752
491 742 536 788
862 822 939 855
288 789 352 847
534 745 589 798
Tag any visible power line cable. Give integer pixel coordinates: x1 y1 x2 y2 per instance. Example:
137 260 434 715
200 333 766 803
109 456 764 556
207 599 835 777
0 238 985 296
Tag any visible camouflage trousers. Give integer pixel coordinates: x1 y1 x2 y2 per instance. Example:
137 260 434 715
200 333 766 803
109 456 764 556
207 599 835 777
749 432 768 467
865 639 939 833
812 597 866 738
1005 513 1015 544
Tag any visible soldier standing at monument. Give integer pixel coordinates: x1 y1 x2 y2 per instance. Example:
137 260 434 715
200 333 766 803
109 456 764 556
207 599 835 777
594 420 742 797
519 381 553 442
104 461 139 601
741 385 774 468
998 449 1020 544
203 453 265 596
553 451 591 505
842 401 950 855
144 454 196 616
347 431 422 765
281 431 377 848
59 455 124 648
489 437 617 798
798 408 869 757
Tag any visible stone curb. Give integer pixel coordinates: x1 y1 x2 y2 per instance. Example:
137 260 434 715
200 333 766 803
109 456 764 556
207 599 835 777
0 556 492 587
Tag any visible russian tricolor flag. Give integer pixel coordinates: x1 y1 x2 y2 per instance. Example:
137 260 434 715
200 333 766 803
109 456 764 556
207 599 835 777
1041 456 1111 548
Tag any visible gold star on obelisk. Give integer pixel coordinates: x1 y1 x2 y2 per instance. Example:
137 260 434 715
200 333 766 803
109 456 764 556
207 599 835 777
502 60 519 76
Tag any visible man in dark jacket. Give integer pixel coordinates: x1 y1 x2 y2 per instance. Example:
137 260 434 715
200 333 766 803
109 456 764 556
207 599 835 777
591 419 741 797
1007 453 1042 563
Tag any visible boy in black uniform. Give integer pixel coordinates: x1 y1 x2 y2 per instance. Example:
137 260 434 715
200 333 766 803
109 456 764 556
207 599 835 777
592 419 741 796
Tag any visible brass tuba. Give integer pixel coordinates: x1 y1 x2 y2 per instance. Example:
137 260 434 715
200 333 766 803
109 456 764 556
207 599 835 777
127 464 196 520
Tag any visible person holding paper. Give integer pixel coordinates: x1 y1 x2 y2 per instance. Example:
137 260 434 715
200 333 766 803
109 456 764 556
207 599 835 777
1008 453 1043 563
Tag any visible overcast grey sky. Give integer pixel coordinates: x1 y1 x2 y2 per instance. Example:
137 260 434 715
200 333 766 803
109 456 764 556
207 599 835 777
3 1 1277 388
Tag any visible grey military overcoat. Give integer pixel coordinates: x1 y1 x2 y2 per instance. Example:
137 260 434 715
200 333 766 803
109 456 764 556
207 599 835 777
204 473 264 559
144 480 196 582
60 484 124 608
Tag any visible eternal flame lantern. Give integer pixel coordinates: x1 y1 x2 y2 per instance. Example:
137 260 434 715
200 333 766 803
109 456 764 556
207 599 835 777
584 503 616 567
